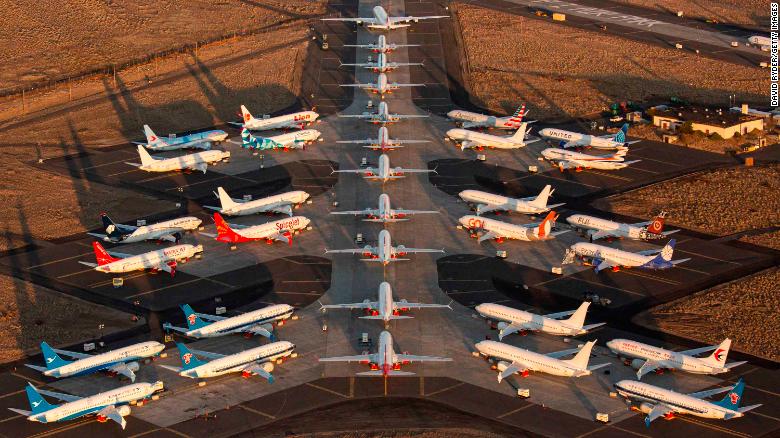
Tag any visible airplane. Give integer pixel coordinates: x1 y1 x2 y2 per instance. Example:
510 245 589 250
539 123 639 150
563 239 690 273
344 35 420 53
458 185 564 216
240 127 321 151
210 212 310 246
87 213 201 244
332 154 436 182
541 147 640 172
127 145 230 174
26 341 164 382
458 211 569 243
566 211 679 242
321 6 448 30
331 193 438 223
340 53 423 73
320 281 451 326
475 301 605 339
9 381 164 429
336 126 429 151
163 303 294 340
607 338 747 380
134 125 228 151
233 105 319 131
338 101 428 124
161 342 295 382
204 187 310 217
319 331 451 376
748 35 770 49
447 104 533 130
614 378 761 427
325 229 444 265
339 73 424 97
446 122 539 150
79 241 203 276
475 339 609 382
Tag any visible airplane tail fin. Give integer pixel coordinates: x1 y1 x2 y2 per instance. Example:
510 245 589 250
92 241 120 265
175 343 208 371
216 187 238 211
100 213 123 239
714 378 746 410
24 383 55 415
564 340 597 370
613 123 629 144
536 211 558 239
703 338 733 368
212 212 244 243
645 211 667 235
240 128 254 148
136 145 155 167
240 105 254 124
180 304 210 330
528 184 553 209
657 239 676 262
143 125 166 147
564 302 591 330
507 103 526 128
510 122 529 142
40 341 72 370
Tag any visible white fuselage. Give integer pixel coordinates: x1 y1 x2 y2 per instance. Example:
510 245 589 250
140 150 230 173
459 215 537 241
614 380 742 421
748 35 770 47
43 342 165 378
244 111 319 130
475 303 583 336
231 216 311 241
185 304 294 338
446 128 524 149
95 244 203 274
539 128 624 150
542 148 629 170
459 190 549 214
447 110 517 129
476 341 586 377
28 382 161 424
365 154 395 181
366 7 406 30
264 129 321 148
570 242 652 269
607 339 725 375
567 214 646 240
146 131 229 151
220 191 310 216
121 217 202 243
180 342 295 378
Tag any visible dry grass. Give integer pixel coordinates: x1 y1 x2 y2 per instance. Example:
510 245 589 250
594 164 780 237
0 0 325 91
453 2 767 121
0 274 139 363
612 0 768 29
636 268 780 362
628 123 749 154
740 229 780 251
295 431 504 438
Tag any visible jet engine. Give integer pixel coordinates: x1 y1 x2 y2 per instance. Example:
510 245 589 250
496 322 509 331
638 403 654 414
261 362 275 373
260 323 274 333
630 359 645 370
117 405 132 417
495 361 512 373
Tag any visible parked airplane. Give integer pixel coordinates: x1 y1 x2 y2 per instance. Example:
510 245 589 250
26 341 164 382
567 211 678 241
128 145 230 174
161 342 295 382
339 73 424 97
319 331 451 376
240 127 321 151
88 213 201 244
541 147 640 171
331 193 438 223
9 381 164 429
80 242 203 276
339 101 428 124
210 213 310 246
447 104 532 129
326 229 444 265
344 35 420 53
135 125 228 151
337 126 428 151
458 185 564 216
320 281 450 326
475 301 605 339
341 53 423 73
748 35 770 49
614 378 760 427
446 122 538 150
563 239 690 272
163 303 294 340
539 123 639 150
459 211 568 243
607 338 747 380
205 187 309 217
322 6 448 30
332 154 436 182
234 105 319 131
476 340 608 382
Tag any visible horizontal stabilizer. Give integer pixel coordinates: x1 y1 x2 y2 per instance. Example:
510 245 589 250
356 370 415 376
587 363 610 372
725 360 748 370
24 364 48 373
78 261 98 268
738 404 762 414
8 408 32 416
162 323 189 334
359 315 413 320
581 322 607 332
158 364 183 373
671 258 691 265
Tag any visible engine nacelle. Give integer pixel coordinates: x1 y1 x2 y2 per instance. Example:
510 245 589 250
630 359 645 370
496 361 512 373
117 405 132 416
126 361 140 372
638 402 654 415
262 362 275 373
496 321 509 331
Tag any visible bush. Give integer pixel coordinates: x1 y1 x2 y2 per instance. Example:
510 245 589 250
678 121 695 134
710 132 724 140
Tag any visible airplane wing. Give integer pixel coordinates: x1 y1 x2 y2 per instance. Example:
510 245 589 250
337 113 373 118
96 405 128 430
338 84 373 89
394 354 452 363
330 209 376 216
688 385 735 399
392 209 438 215
332 167 376 175
241 363 274 382
397 301 450 309
391 114 429 119
195 312 228 322
106 362 137 382
36 388 82 403
336 139 373 144
594 259 618 273
321 16 375 23
590 230 620 240
106 250 134 259
543 309 576 319
473 204 500 215
637 248 663 256
545 347 581 359
678 345 717 357
394 139 430 144
266 204 293 216
397 247 445 254
644 403 674 427
478 231 501 243
396 168 435 173
321 301 377 310
189 162 209 174
51 348 91 359
459 140 480 150
498 322 534 339
319 354 373 362
636 360 661 379
497 360 530 383
325 248 373 254
389 15 448 24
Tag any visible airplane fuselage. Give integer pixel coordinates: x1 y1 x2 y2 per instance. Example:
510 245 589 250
446 128 523 149
42 342 165 378
607 339 727 375
567 214 647 240
244 111 319 131
180 342 295 379
184 304 294 338
219 191 310 216
219 216 311 242
447 110 517 129
475 303 583 336
146 130 229 151
459 215 536 241
539 128 625 150
139 150 230 173
569 242 669 270
119 217 202 243
476 340 586 377
458 190 549 215
614 380 741 421
95 244 203 274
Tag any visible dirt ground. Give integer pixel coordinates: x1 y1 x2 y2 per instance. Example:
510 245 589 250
628 123 758 154
594 164 780 238
635 268 780 362
453 2 768 122
0 0 325 91
613 0 769 29
740 229 780 251
0 274 140 364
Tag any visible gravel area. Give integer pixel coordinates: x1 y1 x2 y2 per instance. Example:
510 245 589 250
612 0 768 29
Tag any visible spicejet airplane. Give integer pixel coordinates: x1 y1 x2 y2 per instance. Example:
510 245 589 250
325 229 444 265
459 185 564 215
344 35 420 53
340 53 423 73
204 187 310 217
163 303 295 340
446 122 538 150
563 239 690 272
475 301 605 339
541 147 640 172
476 340 609 382
161 342 295 382
338 101 428 124
88 213 201 244
233 105 319 131
135 125 228 151
331 193 438 223
79 242 203 276
539 123 639 150
321 6 448 30
332 154 436 182
458 211 568 243
127 145 230 174
337 127 428 151
210 213 310 246
448 104 534 129
339 73 424 98
567 211 679 241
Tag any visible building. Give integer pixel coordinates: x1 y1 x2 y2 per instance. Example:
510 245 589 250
651 106 764 139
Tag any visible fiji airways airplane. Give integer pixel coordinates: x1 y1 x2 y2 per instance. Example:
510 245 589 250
567 211 679 241
340 73 424 98
9 381 164 429
339 102 428 125
563 239 690 272
541 147 639 171
234 105 319 131
448 104 533 129
345 35 420 53
319 331 451 376
80 242 203 276
135 125 228 151
205 187 310 217
607 338 747 380
539 123 639 150
162 342 295 382
240 128 321 151
341 53 423 73
475 301 604 340
26 341 164 382
446 122 538 150
476 340 608 382
332 154 436 182
337 127 428 151
88 213 201 244
210 213 310 246
614 378 760 427
459 211 568 243
322 6 447 30
331 193 438 223
163 303 294 340
326 229 444 265
459 185 564 216
128 145 230 174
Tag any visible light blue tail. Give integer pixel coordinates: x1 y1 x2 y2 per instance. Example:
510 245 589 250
25 383 55 414
714 378 745 410
40 342 71 370
176 343 207 371
241 128 281 150
180 304 210 330
614 123 629 143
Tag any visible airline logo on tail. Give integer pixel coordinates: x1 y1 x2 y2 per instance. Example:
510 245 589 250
660 240 674 261
31 401 42 408
93 242 119 265
614 123 629 143
182 353 193 365
508 104 526 127
187 314 197 326
729 392 740 404
714 348 726 362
